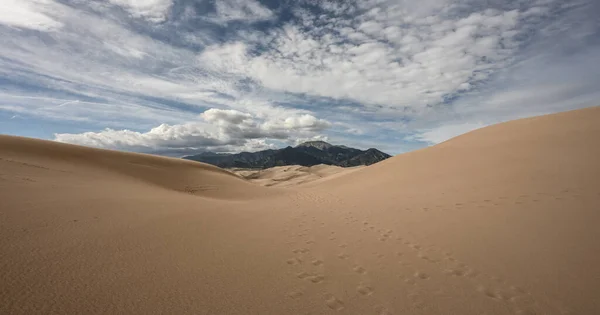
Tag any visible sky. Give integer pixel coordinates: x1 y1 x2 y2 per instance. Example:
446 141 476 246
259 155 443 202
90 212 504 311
0 0 599 156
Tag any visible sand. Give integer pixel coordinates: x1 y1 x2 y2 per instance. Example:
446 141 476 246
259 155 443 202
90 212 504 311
228 164 363 187
1 106 599 315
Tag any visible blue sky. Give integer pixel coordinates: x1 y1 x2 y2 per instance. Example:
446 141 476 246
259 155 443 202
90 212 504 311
0 0 599 156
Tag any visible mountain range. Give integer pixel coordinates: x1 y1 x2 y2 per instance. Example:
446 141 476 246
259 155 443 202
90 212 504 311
182 141 391 169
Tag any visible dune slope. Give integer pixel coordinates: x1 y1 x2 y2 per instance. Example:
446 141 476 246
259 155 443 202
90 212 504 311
1 107 599 315
0 135 277 199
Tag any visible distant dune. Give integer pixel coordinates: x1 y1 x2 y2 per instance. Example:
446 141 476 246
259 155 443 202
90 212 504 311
228 164 363 187
1 107 599 314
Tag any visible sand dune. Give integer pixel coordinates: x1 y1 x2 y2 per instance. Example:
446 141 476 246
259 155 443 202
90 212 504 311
229 164 362 187
1 107 599 314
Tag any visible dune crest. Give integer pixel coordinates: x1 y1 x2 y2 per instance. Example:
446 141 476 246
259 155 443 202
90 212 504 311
229 164 362 187
1 107 599 315
0 135 278 200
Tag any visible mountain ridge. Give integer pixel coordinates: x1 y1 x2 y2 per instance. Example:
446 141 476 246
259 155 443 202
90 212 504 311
183 141 391 169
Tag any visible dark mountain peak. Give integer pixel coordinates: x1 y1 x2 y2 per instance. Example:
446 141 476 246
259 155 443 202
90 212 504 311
295 140 334 150
184 142 391 169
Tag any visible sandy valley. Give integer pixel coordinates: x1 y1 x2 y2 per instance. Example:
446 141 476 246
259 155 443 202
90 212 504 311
1 107 599 314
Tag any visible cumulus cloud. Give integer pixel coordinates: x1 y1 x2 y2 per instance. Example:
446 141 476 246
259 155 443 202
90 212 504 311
54 108 331 155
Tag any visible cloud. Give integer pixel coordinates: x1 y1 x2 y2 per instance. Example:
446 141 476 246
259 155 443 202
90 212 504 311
408 122 486 145
54 108 331 155
0 0 63 31
201 108 253 125
108 0 174 22
1 0 599 156
212 0 274 24
195 2 552 114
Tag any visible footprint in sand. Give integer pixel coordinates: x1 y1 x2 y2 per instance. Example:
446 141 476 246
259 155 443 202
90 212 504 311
286 258 302 265
324 294 345 311
357 284 374 296
288 291 304 299
414 271 430 280
308 275 325 283
353 266 367 274
375 305 393 315
477 286 499 299
404 278 416 285
410 244 422 250
296 272 311 279
337 253 349 260
311 259 324 266
292 248 310 254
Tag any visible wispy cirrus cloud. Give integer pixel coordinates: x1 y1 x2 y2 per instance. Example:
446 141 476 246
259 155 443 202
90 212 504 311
0 0 598 155
108 0 175 22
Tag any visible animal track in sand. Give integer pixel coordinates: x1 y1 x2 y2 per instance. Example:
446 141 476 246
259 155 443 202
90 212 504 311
311 259 324 266
324 294 345 311
292 248 310 254
339 244 348 248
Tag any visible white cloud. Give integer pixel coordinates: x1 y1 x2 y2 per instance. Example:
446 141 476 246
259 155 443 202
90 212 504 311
196 3 544 113
212 0 274 24
408 122 487 145
1 0 598 156
54 108 331 155
0 0 63 31
108 0 173 22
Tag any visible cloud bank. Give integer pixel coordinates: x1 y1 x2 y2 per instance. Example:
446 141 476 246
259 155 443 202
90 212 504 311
54 108 330 155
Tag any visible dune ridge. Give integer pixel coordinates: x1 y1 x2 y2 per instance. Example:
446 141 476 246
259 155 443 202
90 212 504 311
1 106 599 315
228 164 363 187
0 135 278 200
